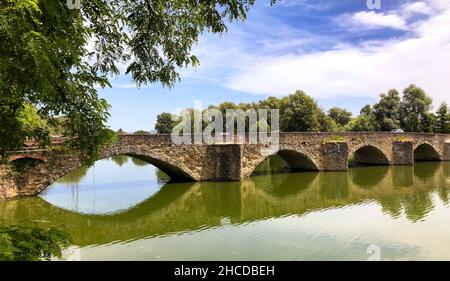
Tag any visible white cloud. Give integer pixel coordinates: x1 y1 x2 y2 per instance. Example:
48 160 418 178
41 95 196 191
400 1 434 18
339 11 408 31
278 0 332 11
219 1 450 107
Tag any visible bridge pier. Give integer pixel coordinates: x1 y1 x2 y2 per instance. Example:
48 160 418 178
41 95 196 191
444 142 450 161
321 142 349 171
207 144 243 181
392 141 414 165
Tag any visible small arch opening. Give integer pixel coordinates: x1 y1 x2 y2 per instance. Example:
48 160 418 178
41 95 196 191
277 150 319 171
40 155 183 215
414 144 441 162
124 153 194 182
350 146 389 167
251 150 319 177
10 157 44 172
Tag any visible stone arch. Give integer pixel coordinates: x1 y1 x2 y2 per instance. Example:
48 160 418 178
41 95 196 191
248 146 320 177
414 143 441 161
18 146 197 197
9 154 47 162
277 149 320 171
99 146 196 181
351 144 390 166
9 155 47 172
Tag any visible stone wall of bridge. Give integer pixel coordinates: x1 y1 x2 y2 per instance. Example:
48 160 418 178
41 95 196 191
1 132 449 200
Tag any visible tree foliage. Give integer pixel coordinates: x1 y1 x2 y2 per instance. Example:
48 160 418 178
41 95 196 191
373 89 401 131
0 223 71 261
435 102 449 134
1 0 273 161
400 85 433 132
346 85 441 133
154 85 445 134
133 130 151 135
155 112 176 134
279 91 338 132
328 107 352 127
345 105 380 131
155 90 338 133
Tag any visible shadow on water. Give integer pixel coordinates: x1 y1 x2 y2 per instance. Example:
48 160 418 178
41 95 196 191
0 157 449 247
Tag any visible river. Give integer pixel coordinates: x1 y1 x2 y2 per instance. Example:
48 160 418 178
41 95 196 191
1 155 449 260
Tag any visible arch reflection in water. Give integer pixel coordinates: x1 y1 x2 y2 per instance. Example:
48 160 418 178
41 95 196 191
39 156 170 214
1 161 450 260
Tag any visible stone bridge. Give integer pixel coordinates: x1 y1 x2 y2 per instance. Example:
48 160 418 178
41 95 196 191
1 132 450 199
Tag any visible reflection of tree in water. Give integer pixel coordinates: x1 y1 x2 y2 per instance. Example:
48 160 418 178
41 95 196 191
380 197 403 219
350 166 389 189
401 191 434 222
57 165 89 184
438 186 450 206
392 166 414 188
414 162 440 180
319 172 349 199
252 155 290 176
198 182 242 219
155 169 170 184
131 157 148 166
111 155 129 166
252 172 318 197
1 163 449 245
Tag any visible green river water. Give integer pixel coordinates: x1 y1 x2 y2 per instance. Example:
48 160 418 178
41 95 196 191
1 155 450 260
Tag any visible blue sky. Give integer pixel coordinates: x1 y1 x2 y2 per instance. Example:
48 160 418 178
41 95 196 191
98 0 450 132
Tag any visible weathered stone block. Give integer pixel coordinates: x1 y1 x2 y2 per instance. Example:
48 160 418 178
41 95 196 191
321 142 349 171
392 141 413 165
444 142 450 161
207 144 243 181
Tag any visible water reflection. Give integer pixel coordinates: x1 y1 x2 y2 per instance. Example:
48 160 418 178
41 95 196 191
38 156 170 214
0 161 448 250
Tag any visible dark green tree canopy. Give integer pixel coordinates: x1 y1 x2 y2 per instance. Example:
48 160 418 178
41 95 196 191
155 112 176 134
436 102 449 134
328 107 352 127
373 89 401 131
0 0 275 161
400 84 433 132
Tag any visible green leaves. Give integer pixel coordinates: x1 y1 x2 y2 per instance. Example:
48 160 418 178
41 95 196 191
1 0 268 161
0 223 72 261
436 102 450 134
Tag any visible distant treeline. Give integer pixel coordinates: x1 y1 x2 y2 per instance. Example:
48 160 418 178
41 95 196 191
127 84 449 135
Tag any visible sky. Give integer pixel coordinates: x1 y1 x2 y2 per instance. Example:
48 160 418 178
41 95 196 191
98 0 450 132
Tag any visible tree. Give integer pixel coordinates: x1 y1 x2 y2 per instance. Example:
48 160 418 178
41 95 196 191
1 0 272 161
0 224 71 261
373 89 401 131
345 105 379 131
400 85 433 132
345 116 379 132
155 113 176 134
328 107 352 127
117 129 127 135
421 112 436 133
279 91 337 132
436 102 450 134
133 130 151 135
